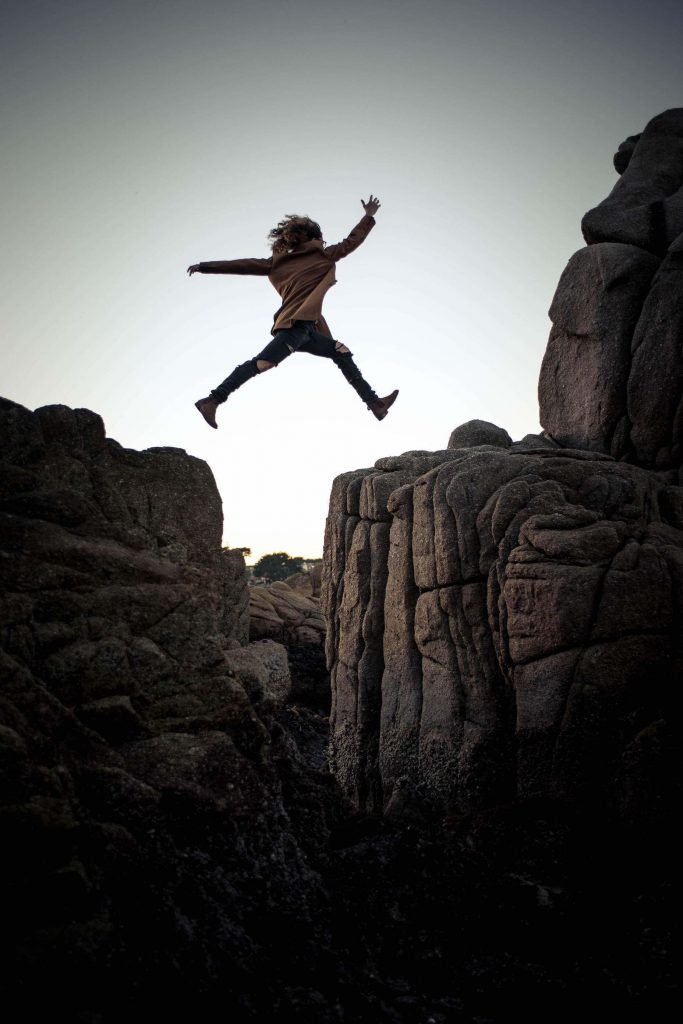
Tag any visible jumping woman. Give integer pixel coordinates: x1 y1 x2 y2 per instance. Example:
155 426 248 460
189 195 398 428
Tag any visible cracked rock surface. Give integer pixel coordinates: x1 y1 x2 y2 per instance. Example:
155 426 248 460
3 109 682 1021
249 568 329 708
540 108 683 470
323 440 682 818
0 397 337 1016
323 112 683 825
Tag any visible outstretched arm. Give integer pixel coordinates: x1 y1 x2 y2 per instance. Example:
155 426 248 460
323 195 381 262
187 256 272 276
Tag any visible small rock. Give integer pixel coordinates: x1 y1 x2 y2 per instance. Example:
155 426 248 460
447 419 512 450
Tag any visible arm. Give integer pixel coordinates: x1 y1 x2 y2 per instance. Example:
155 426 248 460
187 256 272 276
322 195 381 262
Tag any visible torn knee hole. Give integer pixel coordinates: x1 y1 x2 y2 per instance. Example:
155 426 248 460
256 359 275 372
335 342 350 354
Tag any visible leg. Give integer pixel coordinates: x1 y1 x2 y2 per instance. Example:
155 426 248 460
300 329 398 417
299 330 379 405
195 327 301 428
211 333 294 402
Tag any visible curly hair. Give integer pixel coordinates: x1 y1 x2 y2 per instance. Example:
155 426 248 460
267 215 322 254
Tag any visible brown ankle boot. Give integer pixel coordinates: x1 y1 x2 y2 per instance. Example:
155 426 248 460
369 389 399 421
195 396 219 429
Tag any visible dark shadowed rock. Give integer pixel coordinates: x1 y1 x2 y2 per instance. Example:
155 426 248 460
582 108 683 254
248 572 329 709
539 110 683 470
627 233 683 469
511 432 560 452
448 419 512 450
223 639 291 708
0 397 336 1017
76 695 148 742
613 133 641 175
538 243 660 456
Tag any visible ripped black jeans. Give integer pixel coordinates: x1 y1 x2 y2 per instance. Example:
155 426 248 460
210 320 379 406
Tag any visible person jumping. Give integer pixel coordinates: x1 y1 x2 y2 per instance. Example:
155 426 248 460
188 195 398 428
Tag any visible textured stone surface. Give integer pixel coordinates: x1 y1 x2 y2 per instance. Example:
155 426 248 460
628 233 683 469
5 110 682 1018
0 397 336 1015
448 419 512 450
249 577 325 647
324 446 682 819
613 132 641 175
323 450 469 810
223 640 292 707
540 108 683 471
249 569 328 709
314 112 680 1015
538 244 660 456
582 107 683 254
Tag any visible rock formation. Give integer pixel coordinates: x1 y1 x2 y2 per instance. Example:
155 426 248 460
323 109 683 827
540 108 683 468
249 567 325 649
0 398 335 1015
249 567 328 707
2 110 680 1021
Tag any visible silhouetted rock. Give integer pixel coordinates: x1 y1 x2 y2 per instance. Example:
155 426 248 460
540 108 683 472
613 132 641 175
538 243 659 456
0 397 335 1016
582 107 683 254
448 419 512 449
628 233 683 468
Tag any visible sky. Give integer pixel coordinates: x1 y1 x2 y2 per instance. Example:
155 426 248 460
2 0 682 563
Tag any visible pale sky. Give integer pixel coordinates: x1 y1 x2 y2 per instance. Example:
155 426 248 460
2 0 682 562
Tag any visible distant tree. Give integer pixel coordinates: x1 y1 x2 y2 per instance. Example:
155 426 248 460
253 552 303 582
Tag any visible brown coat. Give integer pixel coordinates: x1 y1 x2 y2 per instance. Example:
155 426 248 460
197 214 375 337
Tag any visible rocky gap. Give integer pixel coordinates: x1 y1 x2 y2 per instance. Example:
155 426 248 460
3 109 683 1021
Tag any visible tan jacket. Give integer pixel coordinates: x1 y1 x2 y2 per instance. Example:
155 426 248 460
197 214 375 336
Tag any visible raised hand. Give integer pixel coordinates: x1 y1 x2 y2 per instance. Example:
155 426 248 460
361 194 381 217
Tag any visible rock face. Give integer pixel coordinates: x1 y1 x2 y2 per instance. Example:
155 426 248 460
539 108 683 470
323 440 682 818
249 567 328 707
582 108 683 254
0 398 335 1013
1 399 675 1018
323 109 683 827
249 568 325 649
3 111 681 1020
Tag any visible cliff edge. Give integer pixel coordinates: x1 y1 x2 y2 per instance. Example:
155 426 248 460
322 110 683 827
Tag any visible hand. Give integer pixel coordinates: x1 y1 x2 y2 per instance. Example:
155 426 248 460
361 194 381 217
187 264 201 276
